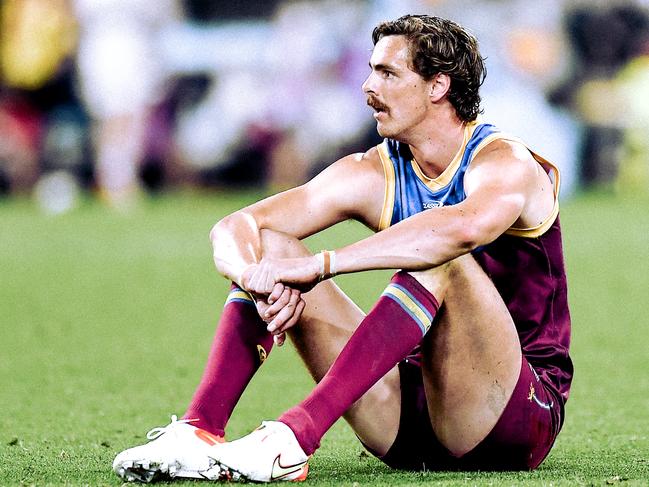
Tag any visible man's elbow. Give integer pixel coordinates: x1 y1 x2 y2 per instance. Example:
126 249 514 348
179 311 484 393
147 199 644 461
210 210 259 246
209 218 225 244
209 213 238 244
452 217 508 253
451 223 482 252
455 218 510 252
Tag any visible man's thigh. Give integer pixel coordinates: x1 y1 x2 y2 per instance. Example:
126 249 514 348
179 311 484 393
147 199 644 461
377 356 560 471
458 356 561 470
411 253 523 456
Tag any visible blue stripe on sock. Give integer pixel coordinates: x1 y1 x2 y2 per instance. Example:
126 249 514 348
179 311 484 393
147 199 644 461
381 293 428 335
387 283 433 322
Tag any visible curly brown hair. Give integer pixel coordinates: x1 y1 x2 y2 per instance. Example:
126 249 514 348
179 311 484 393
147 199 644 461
372 15 486 122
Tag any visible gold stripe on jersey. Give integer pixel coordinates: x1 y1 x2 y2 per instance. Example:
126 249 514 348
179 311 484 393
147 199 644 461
378 141 396 231
506 151 561 238
468 133 561 239
410 120 480 190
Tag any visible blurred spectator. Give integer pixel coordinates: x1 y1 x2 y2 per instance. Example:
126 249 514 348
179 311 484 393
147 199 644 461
7 0 648 200
73 0 180 208
550 1 649 190
164 0 374 190
0 0 80 195
263 0 372 187
418 0 579 198
616 23 649 193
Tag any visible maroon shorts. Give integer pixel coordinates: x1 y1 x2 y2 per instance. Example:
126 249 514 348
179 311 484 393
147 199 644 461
369 356 563 471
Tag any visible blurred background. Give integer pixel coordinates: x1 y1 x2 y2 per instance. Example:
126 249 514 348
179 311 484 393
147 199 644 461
2 3 649 483
1 0 649 213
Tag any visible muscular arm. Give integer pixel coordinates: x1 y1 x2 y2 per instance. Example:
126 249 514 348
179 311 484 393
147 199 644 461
332 141 548 274
266 140 550 292
209 150 384 285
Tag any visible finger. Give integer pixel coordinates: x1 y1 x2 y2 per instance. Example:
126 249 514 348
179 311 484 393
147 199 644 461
246 266 264 294
273 332 286 347
237 263 257 289
249 264 273 295
267 291 302 332
267 289 301 330
257 265 273 294
275 298 306 334
267 283 285 305
255 300 271 321
265 287 292 320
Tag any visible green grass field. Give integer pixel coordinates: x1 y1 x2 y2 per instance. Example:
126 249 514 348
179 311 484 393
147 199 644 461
1 190 648 486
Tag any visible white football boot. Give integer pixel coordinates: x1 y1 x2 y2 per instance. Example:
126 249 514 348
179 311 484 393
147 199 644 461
210 421 309 482
112 415 224 483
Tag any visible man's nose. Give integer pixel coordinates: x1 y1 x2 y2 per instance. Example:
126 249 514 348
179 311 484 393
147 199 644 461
362 72 375 94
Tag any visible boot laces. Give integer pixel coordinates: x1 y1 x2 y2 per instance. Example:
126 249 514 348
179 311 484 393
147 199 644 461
146 415 197 440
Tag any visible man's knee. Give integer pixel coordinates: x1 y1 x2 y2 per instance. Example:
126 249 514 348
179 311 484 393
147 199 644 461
405 254 482 302
259 229 313 259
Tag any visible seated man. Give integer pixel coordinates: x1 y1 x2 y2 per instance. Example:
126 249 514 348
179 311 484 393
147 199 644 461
113 14 572 483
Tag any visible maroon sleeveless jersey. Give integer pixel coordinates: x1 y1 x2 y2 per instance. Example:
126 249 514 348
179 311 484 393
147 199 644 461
473 217 573 409
377 121 573 414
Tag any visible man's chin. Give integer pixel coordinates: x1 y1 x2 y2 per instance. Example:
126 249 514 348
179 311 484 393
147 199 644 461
376 123 395 139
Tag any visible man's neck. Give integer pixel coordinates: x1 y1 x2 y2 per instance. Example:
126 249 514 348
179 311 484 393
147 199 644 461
404 113 466 179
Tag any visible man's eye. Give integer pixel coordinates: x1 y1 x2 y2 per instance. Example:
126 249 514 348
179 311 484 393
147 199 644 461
382 71 393 78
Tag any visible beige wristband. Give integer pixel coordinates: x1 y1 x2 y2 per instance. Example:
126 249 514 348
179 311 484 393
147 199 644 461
316 250 337 281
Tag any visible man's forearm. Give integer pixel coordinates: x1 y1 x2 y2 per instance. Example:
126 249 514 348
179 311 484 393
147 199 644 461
333 209 476 275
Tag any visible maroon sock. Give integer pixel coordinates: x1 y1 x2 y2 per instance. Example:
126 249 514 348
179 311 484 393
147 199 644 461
184 285 273 437
279 271 439 455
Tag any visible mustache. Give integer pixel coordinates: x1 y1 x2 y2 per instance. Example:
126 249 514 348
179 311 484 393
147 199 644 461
366 95 388 112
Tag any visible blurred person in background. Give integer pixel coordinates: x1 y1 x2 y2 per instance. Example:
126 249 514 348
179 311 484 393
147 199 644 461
263 0 373 188
73 0 180 209
419 0 579 198
550 1 649 190
0 0 83 200
166 0 375 191
113 14 571 483
616 23 649 193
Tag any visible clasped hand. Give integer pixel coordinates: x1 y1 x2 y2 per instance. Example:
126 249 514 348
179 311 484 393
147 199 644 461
240 256 321 346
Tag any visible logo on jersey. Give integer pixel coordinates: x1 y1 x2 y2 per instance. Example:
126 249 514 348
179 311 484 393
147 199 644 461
528 383 553 410
257 344 268 364
423 201 443 209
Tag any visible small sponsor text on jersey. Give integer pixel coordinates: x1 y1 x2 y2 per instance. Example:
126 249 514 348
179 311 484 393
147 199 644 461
423 201 443 209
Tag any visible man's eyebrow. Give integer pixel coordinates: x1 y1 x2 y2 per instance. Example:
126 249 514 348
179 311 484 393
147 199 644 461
369 62 398 72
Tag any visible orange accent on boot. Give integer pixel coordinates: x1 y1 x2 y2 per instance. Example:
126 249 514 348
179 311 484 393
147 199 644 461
292 462 309 482
194 428 225 446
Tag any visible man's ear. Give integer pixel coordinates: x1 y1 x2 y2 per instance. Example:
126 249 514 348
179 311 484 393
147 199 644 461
429 73 451 102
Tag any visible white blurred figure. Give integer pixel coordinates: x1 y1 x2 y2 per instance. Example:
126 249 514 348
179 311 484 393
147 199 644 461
483 11 579 199
161 19 274 180
33 170 80 215
73 0 180 208
264 0 370 186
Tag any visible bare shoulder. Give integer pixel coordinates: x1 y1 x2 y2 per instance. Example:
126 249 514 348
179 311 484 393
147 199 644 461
325 146 383 177
466 138 541 191
305 146 385 227
473 138 536 170
466 137 555 227
360 145 383 167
